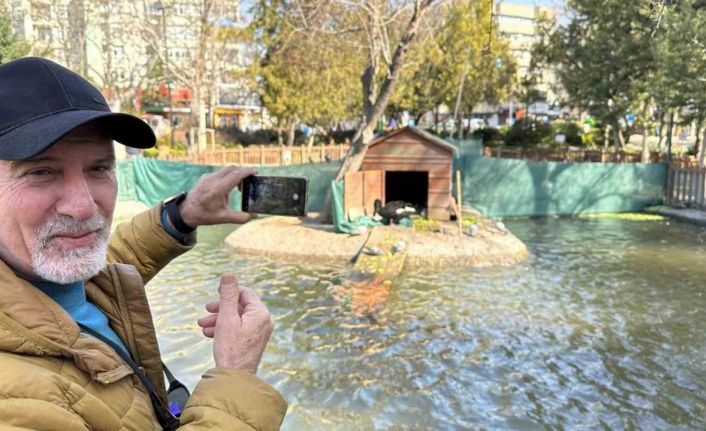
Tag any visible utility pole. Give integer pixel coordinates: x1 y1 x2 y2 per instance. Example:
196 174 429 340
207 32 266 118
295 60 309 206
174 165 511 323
453 48 471 140
160 3 175 148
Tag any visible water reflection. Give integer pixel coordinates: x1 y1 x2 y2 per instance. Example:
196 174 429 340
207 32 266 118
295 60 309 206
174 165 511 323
147 218 706 430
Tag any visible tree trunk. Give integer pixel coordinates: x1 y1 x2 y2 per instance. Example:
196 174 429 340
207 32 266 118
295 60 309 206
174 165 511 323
612 121 624 149
699 133 706 167
604 125 610 149
641 124 650 163
695 115 706 166
318 0 434 222
656 113 665 153
286 122 296 147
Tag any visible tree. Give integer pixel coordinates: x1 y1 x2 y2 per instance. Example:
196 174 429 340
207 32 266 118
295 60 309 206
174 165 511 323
651 0 706 164
534 0 656 149
391 0 516 131
137 1 244 152
0 3 30 64
249 0 363 146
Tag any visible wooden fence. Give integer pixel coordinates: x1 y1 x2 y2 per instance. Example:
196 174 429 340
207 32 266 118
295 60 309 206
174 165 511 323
483 146 671 163
161 144 350 166
666 164 706 209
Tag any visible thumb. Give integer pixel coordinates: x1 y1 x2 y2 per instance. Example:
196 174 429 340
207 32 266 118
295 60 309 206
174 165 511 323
217 273 241 321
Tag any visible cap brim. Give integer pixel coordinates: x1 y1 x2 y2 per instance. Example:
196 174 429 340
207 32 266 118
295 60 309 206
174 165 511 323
0 110 156 160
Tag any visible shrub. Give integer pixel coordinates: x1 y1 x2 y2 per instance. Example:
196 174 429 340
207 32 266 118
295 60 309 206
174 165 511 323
503 120 553 147
552 121 583 146
472 127 501 145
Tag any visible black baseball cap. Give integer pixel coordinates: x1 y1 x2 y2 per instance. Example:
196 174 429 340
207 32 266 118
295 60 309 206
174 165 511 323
0 57 156 160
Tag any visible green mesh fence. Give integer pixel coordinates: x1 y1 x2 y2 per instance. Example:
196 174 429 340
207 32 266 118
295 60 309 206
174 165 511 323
453 156 667 217
117 157 339 212
118 152 667 218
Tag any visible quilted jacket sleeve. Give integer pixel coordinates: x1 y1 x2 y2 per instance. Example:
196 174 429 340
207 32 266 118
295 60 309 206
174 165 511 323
107 204 195 284
178 368 287 430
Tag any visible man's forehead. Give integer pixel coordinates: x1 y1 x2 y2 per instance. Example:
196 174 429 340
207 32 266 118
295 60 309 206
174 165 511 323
12 138 115 166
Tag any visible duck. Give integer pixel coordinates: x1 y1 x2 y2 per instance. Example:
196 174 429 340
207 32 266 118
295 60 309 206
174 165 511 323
373 199 416 225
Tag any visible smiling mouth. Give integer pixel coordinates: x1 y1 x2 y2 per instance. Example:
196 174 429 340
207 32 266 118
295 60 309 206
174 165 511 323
49 230 101 248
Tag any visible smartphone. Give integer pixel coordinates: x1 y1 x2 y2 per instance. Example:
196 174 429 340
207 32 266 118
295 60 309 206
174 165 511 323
241 175 308 217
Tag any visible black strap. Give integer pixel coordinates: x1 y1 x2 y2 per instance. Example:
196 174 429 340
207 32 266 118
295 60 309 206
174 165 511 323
77 323 184 431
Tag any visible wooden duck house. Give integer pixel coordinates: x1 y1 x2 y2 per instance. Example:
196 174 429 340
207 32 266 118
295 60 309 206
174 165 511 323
344 127 456 220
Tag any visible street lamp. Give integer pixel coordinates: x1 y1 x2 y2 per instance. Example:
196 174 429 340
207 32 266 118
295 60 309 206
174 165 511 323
158 2 175 148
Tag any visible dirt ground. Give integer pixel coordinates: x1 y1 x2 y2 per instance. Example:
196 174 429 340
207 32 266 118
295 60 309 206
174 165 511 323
226 214 528 267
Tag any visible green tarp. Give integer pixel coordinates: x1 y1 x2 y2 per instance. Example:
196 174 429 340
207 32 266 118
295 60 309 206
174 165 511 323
331 180 382 233
117 157 339 212
117 150 667 220
453 156 667 217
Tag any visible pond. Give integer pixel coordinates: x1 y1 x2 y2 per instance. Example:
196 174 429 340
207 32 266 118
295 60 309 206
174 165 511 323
147 217 706 430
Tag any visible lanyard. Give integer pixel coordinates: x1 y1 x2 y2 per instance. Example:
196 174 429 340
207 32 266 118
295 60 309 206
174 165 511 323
77 323 187 431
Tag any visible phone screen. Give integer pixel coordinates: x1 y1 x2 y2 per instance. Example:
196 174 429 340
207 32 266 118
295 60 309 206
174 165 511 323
241 176 308 216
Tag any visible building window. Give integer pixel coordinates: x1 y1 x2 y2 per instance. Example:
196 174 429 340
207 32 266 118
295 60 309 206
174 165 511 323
54 5 68 19
112 45 125 58
149 2 162 15
497 15 534 26
36 26 52 42
32 4 51 20
168 47 191 59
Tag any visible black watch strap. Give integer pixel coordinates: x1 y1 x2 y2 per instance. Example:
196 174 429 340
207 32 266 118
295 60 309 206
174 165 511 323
164 192 196 234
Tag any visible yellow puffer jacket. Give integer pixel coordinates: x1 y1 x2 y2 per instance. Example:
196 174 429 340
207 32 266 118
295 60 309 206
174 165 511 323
0 205 287 430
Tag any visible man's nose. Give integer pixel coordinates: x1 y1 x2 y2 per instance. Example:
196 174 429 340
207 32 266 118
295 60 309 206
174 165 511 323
56 172 97 221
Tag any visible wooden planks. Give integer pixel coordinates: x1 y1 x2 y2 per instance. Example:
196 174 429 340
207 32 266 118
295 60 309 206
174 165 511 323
666 164 706 209
344 170 384 219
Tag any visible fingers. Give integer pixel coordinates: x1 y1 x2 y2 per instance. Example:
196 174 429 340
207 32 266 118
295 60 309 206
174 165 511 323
205 300 219 313
222 210 257 225
213 166 257 195
204 297 244 315
239 286 266 311
197 313 217 328
216 273 241 326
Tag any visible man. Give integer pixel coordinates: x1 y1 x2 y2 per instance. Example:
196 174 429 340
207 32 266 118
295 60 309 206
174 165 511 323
0 57 287 429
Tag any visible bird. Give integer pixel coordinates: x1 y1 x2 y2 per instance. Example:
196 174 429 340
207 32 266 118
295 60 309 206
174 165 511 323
495 221 507 235
374 199 416 225
392 240 406 254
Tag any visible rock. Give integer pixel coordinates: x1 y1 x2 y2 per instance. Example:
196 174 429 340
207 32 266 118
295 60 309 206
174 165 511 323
350 226 368 236
495 221 507 235
467 223 479 237
363 246 383 256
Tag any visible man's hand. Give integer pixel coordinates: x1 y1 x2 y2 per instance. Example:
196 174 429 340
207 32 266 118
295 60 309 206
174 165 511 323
178 166 257 227
196 273 274 373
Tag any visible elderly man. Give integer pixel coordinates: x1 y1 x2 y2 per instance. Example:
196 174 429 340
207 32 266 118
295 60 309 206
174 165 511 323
0 57 286 430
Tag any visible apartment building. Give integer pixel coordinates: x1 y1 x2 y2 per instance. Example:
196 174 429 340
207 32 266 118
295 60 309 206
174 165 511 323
4 0 261 133
494 1 560 122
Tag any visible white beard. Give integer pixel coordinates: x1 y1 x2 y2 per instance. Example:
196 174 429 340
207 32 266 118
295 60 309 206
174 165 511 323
30 213 108 284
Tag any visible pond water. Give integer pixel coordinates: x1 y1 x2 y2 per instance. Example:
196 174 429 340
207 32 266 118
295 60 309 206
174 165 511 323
147 217 706 430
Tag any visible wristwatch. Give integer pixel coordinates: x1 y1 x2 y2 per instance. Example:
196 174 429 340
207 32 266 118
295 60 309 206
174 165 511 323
163 192 196 234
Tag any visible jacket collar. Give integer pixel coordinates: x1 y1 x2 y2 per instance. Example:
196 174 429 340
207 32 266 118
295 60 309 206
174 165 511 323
0 259 133 383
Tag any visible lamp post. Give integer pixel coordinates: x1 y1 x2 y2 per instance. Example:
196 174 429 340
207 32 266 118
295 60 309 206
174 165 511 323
159 3 175 148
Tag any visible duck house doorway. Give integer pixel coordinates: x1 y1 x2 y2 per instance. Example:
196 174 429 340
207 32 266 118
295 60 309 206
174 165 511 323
385 171 428 213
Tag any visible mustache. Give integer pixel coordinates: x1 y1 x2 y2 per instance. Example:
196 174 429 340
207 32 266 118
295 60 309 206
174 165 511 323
36 214 106 248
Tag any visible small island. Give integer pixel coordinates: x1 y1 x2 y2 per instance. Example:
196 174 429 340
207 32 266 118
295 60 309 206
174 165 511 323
225 214 528 268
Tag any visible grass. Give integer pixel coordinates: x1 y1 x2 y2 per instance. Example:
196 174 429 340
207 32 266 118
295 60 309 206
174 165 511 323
578 212 664 221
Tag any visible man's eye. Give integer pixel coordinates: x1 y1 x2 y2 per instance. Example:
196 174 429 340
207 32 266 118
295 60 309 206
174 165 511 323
92 165 113 173
27 169 53 177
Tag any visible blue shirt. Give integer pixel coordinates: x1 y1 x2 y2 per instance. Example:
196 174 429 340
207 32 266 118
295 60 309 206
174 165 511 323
32 281 130 358
30 208 186 358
